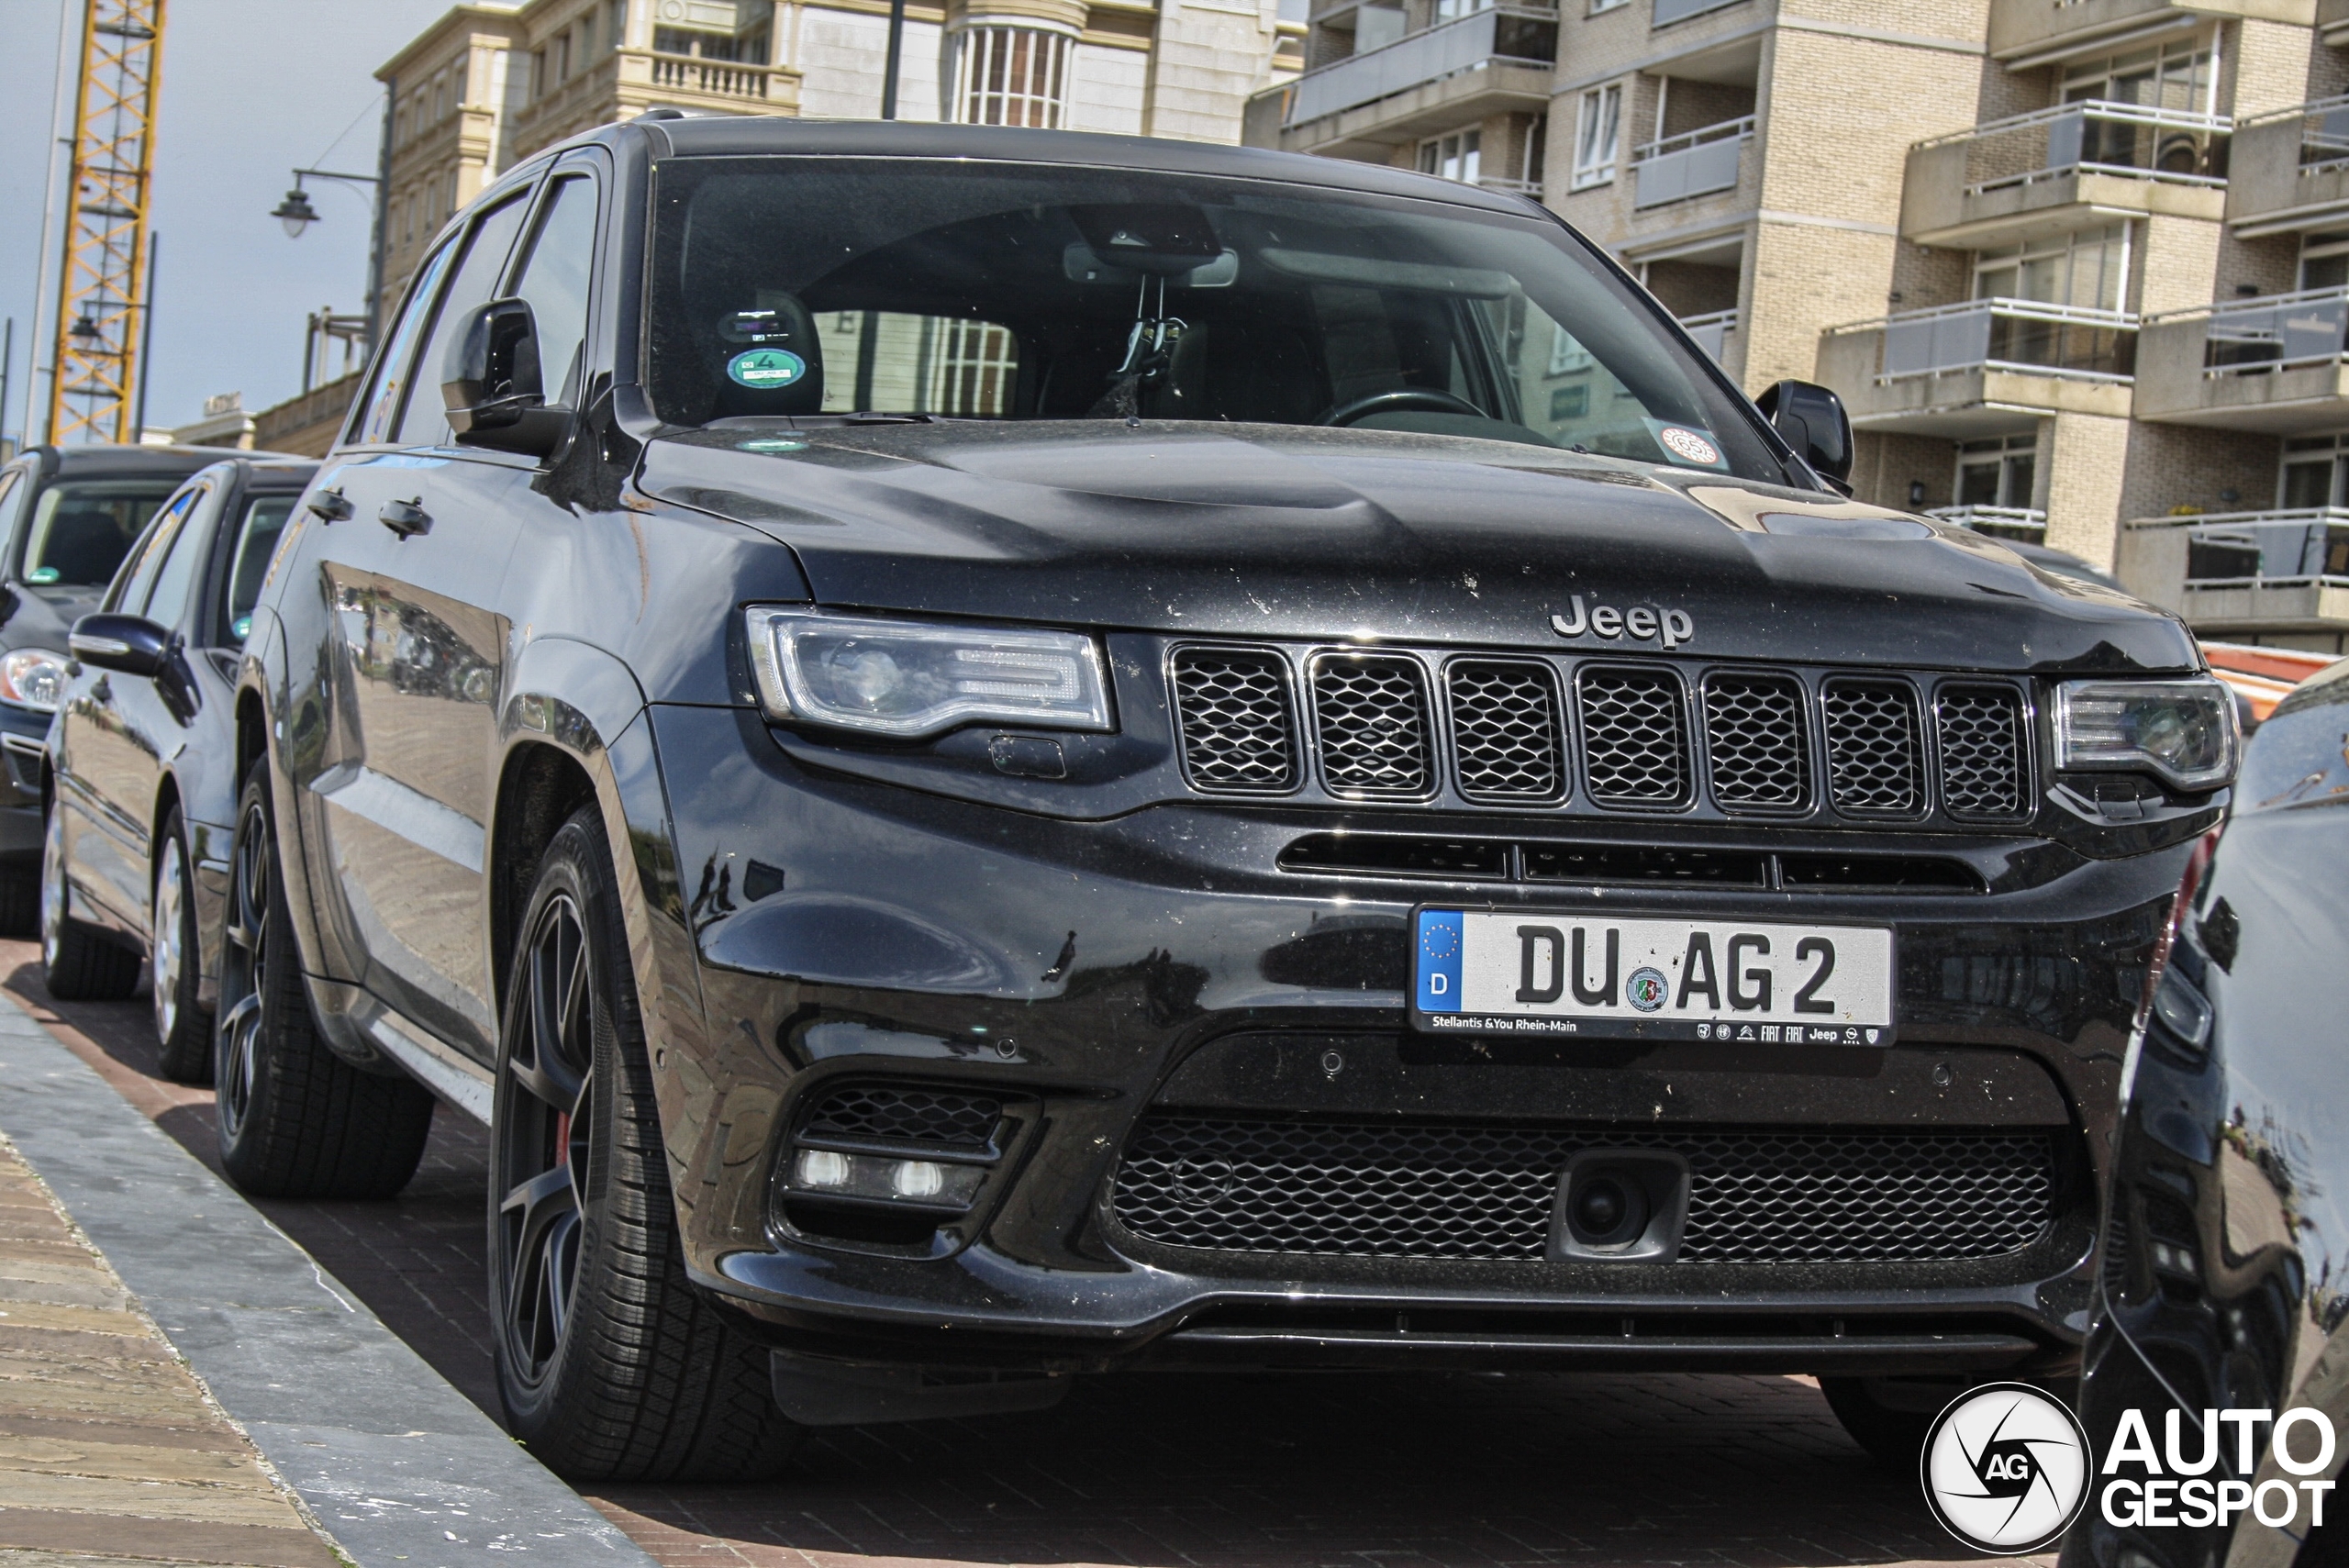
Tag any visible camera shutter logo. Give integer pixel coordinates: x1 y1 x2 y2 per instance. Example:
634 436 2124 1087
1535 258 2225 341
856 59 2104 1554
1921 1383 2094 1554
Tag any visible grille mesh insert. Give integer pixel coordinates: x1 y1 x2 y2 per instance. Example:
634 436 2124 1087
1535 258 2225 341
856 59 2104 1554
1312 655 1433 795
1575 668 1690 806
1171 649 1296 792
803 1084 1002 1151
1114 1115 2057 1263
1823 680 1923 815
1937 685 2028 819
1447 661 1565 801
1703 673 1809 809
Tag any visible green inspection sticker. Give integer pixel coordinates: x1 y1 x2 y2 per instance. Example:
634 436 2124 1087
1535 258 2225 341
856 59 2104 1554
728 348 806 389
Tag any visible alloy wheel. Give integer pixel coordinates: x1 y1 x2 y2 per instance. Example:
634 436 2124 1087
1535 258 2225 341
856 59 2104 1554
39 807 67 973
215 797 273 1139
152 839 188 1044
496 893 596 1390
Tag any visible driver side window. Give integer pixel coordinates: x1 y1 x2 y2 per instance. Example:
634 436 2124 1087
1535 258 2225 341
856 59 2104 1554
394 194 533 449
105 486 200 614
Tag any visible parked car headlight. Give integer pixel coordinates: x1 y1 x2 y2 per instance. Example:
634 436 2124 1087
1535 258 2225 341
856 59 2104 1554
2054 675 2238 791
0 649 70 713
745 607 1113 740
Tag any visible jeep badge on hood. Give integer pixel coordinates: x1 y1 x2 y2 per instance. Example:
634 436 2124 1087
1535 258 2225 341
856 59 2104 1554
1551 594 1695 648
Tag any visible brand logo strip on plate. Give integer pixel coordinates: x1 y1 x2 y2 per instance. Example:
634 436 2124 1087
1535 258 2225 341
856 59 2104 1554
1413 908 1895 1045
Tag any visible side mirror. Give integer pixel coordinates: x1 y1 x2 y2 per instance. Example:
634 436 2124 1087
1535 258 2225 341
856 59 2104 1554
69 613 172 679
442 297 568 458
1755 380 1854 494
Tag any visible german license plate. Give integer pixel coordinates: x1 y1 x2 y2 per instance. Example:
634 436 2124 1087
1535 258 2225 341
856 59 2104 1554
1411 909 1896 1045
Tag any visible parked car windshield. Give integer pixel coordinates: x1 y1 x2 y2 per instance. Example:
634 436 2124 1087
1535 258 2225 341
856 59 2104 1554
19 479 184 589
646 157 1782 481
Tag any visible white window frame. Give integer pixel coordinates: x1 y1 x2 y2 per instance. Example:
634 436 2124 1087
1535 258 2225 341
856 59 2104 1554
1572 83 1622 192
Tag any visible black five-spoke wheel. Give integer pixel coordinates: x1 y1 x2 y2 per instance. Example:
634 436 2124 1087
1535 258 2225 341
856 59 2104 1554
212 762 434 1199
486 806 798 1482
496 892 596 1390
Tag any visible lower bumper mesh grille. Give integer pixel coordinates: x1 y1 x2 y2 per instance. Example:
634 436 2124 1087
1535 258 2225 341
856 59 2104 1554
1112 1115 2057 1264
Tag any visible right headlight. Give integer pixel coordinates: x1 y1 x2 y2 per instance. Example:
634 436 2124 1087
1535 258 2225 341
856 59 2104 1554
2054 675 2238 792
0 648 70 713
744 607 1114 740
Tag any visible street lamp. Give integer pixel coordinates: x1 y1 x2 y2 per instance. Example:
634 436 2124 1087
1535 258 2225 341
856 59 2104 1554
271 186 320 239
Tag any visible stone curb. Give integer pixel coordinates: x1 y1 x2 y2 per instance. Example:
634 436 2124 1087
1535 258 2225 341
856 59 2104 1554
0 993 657 1568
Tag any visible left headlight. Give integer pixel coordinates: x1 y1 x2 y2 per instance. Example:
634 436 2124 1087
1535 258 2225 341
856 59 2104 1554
2054 675 2239 792
745 607 1114 740
0 649 70 714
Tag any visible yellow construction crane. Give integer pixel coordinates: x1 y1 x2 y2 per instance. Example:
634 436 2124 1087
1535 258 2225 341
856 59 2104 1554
47 0 166 447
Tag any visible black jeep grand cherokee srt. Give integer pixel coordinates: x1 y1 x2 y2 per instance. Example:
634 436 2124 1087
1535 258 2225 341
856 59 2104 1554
222 116 2234 1481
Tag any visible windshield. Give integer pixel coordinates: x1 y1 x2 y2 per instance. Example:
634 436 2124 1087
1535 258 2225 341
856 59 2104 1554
646 158 1783 481
20 479 184 589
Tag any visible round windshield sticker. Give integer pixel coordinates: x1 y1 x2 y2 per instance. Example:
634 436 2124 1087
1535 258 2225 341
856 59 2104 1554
1627 966 1669 1012
727 348 806 389
1657 426 1721 467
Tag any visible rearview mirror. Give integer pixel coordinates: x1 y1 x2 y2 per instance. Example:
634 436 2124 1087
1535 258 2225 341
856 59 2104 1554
69 613 172 679
442 297 568 458
1755 380 1854 494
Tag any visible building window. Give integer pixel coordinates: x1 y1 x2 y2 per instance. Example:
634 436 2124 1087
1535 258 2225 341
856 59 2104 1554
1418 129 1481 183
609 0 629 50
2300 232 2349 292
953 28 1071 128
1974 223 2130 312
2062 36 2215 117
1955 434 2038 510
1588 0 1628 10
1522 111 1547 186
2281 434 2348 508
1572 84 1620 191
1433 0 1491 21
930 320 1019 416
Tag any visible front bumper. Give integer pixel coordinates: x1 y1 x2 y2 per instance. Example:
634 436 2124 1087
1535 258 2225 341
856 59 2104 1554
652 704 2184 1376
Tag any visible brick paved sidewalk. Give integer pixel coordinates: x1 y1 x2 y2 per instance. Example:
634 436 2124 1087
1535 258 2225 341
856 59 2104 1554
0 1132 346 1568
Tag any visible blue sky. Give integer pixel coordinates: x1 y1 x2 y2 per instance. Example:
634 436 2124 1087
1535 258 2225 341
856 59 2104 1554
2 0 453 444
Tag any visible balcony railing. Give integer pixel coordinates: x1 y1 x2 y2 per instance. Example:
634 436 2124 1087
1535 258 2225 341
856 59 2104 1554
1912 100 2231 199
2177 509 2349 585
1631 117 1753 209
1927 504 2048 539
1865 297 2138 383
1678 307 1738 362
1285 5 1557 125
649 50 779 99
2172 286 2349 373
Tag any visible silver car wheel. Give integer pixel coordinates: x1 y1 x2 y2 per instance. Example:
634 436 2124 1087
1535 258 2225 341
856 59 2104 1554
152 839 187 1046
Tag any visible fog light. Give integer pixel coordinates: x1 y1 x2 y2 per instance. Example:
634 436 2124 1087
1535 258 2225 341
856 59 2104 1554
796 1150 852 1188
889 1160 945 1198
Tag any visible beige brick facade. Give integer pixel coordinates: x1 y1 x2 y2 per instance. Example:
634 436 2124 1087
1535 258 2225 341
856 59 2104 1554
376 0 1298 317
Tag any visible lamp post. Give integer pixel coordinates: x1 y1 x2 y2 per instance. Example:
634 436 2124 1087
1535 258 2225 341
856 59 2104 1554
267 165 384 353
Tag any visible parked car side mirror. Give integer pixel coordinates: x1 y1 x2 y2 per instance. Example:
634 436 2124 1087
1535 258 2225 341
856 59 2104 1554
69 613 173 679
1755 380 1854 494
442 297 568 459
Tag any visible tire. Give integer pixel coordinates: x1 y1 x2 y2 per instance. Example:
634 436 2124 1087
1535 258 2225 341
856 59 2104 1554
215 763 434 1199
1822 1375 2080 1468
150 807 211 1083
40 801 141 1001
488 806 800 1483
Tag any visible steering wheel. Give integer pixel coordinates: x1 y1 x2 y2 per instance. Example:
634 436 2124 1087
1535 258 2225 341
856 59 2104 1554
1317 388 1487 427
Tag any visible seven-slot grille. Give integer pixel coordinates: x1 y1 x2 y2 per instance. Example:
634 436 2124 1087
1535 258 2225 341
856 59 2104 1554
1113 1113 2058 1263
1311 654 1433 796
1168 645 2032 823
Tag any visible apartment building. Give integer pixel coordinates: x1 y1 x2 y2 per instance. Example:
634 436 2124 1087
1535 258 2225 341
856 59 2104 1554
377 0 1307 320
1249 0 2349 654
